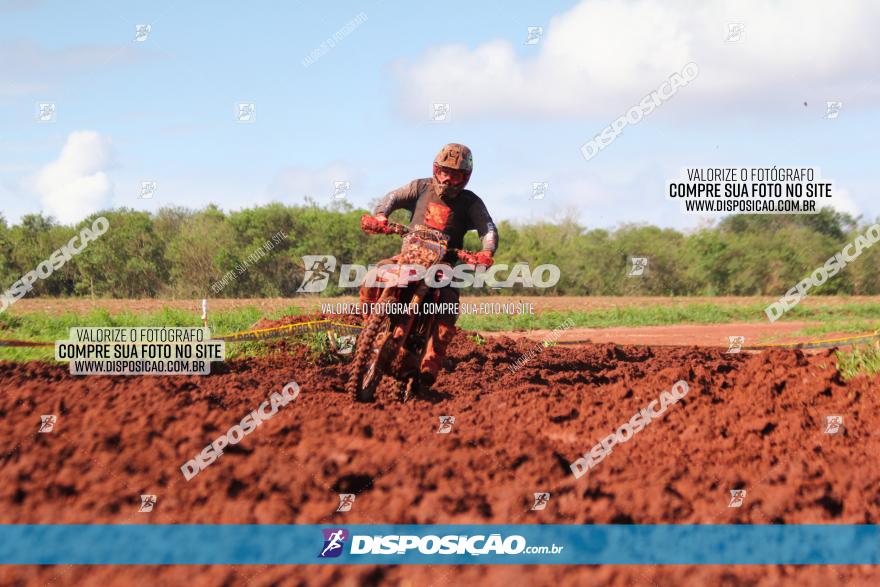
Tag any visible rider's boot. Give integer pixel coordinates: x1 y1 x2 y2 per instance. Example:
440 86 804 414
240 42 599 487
419 321 457 389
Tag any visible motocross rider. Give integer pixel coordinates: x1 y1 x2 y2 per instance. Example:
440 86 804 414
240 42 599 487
359 143 498 389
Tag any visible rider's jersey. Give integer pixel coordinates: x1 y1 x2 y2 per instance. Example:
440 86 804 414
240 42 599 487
373 178 498 254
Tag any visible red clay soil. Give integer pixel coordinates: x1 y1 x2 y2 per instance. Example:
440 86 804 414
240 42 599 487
484 321 827 348
1 330 880 586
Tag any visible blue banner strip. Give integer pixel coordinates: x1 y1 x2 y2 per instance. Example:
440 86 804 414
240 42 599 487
1 525 879 565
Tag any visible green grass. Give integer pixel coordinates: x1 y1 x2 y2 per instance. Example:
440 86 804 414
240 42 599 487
3 300 880 362
459 302 880 332
835 345 880 380
793 320 879 337
0 305 308 362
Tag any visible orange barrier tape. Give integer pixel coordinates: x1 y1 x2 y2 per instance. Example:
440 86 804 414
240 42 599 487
0 320 364 348
214 319 363 343
0 339 54 348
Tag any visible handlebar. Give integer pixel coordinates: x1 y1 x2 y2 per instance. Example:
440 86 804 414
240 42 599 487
363 218 479 263
383 221 408 236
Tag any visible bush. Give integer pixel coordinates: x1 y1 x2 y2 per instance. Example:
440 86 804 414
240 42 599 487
0 204 875 298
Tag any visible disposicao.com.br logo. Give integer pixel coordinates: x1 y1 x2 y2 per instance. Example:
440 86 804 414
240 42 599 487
297 255 560 292
319 528 349 558
318 528 564 558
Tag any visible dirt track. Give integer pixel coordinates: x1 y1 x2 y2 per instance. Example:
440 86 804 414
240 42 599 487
9 294 880 316
485 320 824 347
2 330 880 585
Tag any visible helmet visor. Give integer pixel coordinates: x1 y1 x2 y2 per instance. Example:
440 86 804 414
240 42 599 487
433 163 469 187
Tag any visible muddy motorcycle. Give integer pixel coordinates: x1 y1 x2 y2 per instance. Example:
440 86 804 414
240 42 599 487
347 220 480 403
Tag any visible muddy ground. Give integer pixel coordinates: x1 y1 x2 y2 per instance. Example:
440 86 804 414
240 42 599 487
1 329 879 586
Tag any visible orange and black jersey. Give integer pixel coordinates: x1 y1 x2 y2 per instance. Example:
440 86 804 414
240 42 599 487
374 178 498 254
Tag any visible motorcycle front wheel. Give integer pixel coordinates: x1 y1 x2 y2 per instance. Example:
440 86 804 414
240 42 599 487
346 311 393 402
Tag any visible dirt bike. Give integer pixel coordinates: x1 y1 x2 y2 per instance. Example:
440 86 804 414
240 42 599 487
346 220 481 403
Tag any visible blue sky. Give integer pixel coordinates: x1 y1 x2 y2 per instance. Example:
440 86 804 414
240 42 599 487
1 0 877 229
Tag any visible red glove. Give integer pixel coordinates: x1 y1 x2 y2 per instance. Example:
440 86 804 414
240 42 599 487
460 250 494 267
473 250 494 267
360 214 388 234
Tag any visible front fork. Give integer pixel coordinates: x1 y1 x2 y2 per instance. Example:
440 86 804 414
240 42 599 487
386 282 435 373
387 281 427 341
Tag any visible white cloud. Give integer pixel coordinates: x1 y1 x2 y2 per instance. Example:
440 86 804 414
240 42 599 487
395 0 880 119
33 131 115 224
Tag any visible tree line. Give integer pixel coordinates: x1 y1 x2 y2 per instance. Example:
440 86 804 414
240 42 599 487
0 201 877 298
